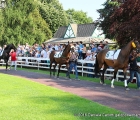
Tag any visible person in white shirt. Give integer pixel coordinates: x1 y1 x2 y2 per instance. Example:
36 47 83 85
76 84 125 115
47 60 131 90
41 49 47 63
54 44 59 51
84 51 95 77
75 42 79 53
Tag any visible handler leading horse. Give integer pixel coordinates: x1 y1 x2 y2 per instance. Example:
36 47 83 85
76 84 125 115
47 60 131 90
94 40 139 88
0 44 17 70
49 42 72 78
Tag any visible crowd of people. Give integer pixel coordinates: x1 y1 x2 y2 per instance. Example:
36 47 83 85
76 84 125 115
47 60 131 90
0 41 109 59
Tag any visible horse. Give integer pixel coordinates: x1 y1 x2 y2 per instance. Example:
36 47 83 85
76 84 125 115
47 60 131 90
0 44 17 70
49 42 72 78
94 40 139 88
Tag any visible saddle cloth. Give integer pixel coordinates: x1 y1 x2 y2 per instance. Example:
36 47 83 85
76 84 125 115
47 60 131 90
54 51 63 58
105 49 121 60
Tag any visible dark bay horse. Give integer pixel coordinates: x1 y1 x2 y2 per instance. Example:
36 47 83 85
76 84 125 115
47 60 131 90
94 40 139 88
0 44 17 70
49 42 72 78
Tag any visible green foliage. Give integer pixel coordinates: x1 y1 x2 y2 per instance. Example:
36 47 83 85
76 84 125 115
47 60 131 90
38 0 68 35
66 9 93 24
0 0 52 46
0 0 95 46
97 0 120 39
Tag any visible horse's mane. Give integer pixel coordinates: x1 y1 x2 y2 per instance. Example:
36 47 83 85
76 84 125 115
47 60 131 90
63 44 69 52
120 45 126 50
4 44 16 51
120 41 132 50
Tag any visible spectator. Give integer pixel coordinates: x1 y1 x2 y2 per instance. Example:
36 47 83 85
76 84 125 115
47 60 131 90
54 43 59 51
75 42 79 53
29 47 36 57
86 46 92 55
19 47 25 57
35 50 41 58
41 43 46 50
84 51 95 77
41 48 47 63
99 41 104 49
97 45 103 53
78 41 83 59
82 44 87 59
103 41 109 50
91 44 97 53
0 44 7 56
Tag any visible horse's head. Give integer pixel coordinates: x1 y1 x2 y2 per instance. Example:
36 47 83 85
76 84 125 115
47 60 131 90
4 44 17 52
61 42 71 57
11 44 17 51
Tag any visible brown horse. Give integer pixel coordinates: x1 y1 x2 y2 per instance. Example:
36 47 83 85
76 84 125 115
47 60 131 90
94 40 139 88
49 42 72 78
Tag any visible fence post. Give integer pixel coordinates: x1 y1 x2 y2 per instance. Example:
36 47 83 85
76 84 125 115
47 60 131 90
116 71 119 81
38 61 39 70
82 62 83 76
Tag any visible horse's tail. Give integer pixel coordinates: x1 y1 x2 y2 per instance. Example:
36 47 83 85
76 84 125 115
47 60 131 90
94 54 99 76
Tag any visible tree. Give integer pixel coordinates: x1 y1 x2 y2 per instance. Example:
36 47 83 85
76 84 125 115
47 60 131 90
0 0 52 45
66 9 93 24
38 0 68 35
109 0 140 46
97 0 120 39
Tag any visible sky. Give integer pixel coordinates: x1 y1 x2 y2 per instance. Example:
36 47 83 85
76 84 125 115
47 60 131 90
59 0 106 20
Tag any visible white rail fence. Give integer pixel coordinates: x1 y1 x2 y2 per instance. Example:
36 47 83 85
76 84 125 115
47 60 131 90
0 57 137 81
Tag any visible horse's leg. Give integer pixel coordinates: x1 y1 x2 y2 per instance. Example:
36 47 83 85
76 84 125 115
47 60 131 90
4 59 8 71
100 64 108 85
111 69 118 88
6 62 8 70
57 64 61 79
50 62 52 77
53 62 57 77
123 68 129 90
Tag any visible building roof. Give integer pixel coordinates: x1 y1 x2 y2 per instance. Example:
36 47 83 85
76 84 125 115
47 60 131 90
53 23 96 38
45 23 115 44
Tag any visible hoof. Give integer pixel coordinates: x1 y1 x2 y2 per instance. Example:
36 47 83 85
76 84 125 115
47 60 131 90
57 77 59 79
103 83 106 86
111 85 114 88
100 81 103 84
126 88 130 91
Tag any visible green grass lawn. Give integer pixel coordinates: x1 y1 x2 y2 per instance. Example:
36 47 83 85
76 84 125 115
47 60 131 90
0 73 139 120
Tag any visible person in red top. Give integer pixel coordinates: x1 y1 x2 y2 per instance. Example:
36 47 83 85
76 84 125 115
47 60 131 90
9 49 17 70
